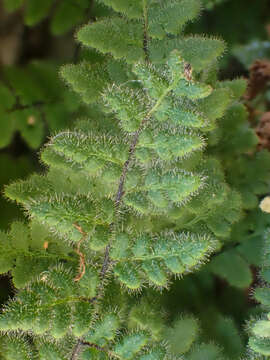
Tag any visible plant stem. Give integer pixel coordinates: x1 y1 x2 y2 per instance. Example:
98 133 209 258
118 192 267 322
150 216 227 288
143 0 149 61
70 6 155 358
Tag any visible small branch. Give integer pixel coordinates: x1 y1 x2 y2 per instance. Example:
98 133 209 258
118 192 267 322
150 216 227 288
73 223 87 282
115 132 141 206
143 28 149 62
7 99 59 113
70 340 84 360
99 243 112 283
98 121 146 288
81 341 108 353
143 0 149 62
0 70 60 115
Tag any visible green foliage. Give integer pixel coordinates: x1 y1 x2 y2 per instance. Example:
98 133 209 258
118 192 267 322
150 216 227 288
61 62 111 105
233 41 270 69
191 0 270 67
77 17 144 63
0 335 35 360
186 343 225 360
0 264 95 337
3 0 23 12
246 231 270 357
1 1 270 360
0 61 81 149
23 0 54 27
162 270 246 359
77 2 225 68
208 250 253 288
3 0 90 35
147 0 202 39
165 315 199 355
113 232 217 289
0 266 171 358
97 0 143 19
0 221 73 288
149 36 225 70
0 154 35 230
202 0 228 10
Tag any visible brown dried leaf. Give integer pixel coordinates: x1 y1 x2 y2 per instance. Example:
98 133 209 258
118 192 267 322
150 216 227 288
245 60 270 101
256 112 270 150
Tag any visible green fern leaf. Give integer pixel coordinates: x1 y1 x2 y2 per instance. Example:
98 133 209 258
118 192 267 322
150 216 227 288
61 62 110 104
150 36 225 71
0 265 94 338
113 232 217 289
249 337 270 356
113 332 149 359
77 17 144 63
1 336 34 360
148 0 201 39
254 288 270 306
98 0 143 19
